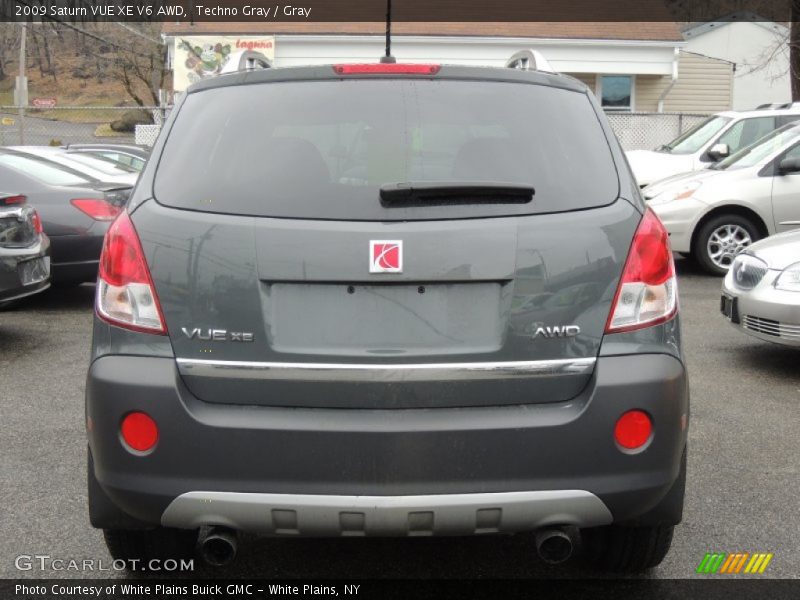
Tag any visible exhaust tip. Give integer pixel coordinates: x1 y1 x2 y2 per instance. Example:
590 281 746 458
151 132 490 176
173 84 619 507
200 527 238 567
535 527 574 565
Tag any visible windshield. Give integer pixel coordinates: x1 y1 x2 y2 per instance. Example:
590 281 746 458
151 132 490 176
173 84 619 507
658 116 731 155
714 124 800 170
0 154 93 186
155 79 619 221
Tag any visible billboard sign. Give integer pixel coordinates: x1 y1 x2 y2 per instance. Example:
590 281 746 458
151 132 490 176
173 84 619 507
173 36 275 91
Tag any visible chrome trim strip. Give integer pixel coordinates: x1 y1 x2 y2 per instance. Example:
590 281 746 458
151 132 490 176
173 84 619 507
742 315 800 338
778 221 800 226
161 490 613 535
176 357 596 382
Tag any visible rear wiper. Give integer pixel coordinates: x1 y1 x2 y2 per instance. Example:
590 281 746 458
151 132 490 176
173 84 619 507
379 182 534 207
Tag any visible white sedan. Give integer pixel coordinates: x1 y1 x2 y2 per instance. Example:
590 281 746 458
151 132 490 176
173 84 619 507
721 230 800 346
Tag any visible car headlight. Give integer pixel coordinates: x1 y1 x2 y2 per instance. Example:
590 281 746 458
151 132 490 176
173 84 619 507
774 261 800 291
648 181 702 205
730 254 768 290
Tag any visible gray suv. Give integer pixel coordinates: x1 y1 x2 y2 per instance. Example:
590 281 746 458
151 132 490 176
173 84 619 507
86 62 689 572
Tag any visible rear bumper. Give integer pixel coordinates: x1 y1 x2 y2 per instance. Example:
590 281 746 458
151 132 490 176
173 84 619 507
0 236 51 303
49 233 103 283
86 352 689 535
161 490 612 535
51 258 98 284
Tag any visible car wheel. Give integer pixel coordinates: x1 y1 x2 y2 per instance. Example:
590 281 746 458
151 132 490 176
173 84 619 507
103 528 198 568
582 523 674 573
695 215 760 276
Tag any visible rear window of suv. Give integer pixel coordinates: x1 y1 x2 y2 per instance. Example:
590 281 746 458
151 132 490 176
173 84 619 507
154 79 619 220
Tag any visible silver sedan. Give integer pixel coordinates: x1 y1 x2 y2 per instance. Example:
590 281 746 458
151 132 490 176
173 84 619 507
721 229 800 346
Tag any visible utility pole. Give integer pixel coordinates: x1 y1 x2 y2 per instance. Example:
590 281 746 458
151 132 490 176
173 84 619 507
17 22 27 145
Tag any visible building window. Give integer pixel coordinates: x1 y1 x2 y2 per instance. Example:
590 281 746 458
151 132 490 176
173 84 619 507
599 75 634 111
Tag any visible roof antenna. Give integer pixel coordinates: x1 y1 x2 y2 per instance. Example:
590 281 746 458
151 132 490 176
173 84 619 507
381 0 396 63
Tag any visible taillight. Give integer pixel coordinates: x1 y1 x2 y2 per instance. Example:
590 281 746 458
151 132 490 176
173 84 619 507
0 194 26 206
71 198 122 221
30 210 43 234
96 211 166 334
605 209 677 333
333 63 440 75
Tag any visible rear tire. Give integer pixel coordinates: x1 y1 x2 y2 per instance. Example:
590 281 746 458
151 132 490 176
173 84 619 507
103 528 198 567
694 214 760 276
582 523 674 572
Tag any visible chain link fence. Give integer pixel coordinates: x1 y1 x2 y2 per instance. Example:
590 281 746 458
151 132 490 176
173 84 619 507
607 112 710 151
0 106 163 147
0 106 709 151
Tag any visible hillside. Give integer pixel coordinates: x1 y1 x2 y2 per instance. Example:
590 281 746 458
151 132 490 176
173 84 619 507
0 22 165 108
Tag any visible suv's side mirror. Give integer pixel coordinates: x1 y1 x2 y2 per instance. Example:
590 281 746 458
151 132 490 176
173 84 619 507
778 156 800 174
707 143 730 161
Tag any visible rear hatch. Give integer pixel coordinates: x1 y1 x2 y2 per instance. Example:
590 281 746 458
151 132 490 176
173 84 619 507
136 71 640 408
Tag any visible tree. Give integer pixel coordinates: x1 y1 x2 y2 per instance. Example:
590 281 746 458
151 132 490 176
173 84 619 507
109 23 169 107
791 2 800 100
667 0 798 101
0 23 21 82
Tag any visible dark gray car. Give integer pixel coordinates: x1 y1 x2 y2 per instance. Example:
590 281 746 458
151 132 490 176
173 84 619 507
86 63 689 573
0 150 130 284
0 192 50 306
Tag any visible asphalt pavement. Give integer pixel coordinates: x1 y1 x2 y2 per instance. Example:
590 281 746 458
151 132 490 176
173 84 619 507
0 259 798 580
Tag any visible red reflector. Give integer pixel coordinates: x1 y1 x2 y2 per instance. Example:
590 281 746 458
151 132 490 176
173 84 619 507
71 198 122 221
333 63 440 75
1 194 26 206
614 410 652 450
31 210 43 234
120 412 158 452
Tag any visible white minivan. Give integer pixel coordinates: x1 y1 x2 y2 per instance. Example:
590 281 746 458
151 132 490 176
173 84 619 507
627 105 800 187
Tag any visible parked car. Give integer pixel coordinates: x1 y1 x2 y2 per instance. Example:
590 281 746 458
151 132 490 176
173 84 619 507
644 121 800 275
87 60 689 573
626 106 800 187
721 229 800 346
0 192 50 307
10 146 139 186
63 144 150 172
0 149 130 284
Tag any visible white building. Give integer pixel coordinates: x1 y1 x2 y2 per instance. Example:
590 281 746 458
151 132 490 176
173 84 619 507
683 15 790 110
163 22 702 112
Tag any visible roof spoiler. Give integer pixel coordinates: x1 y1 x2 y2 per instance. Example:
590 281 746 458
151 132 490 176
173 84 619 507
505 49 556 73
220 50 273 74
